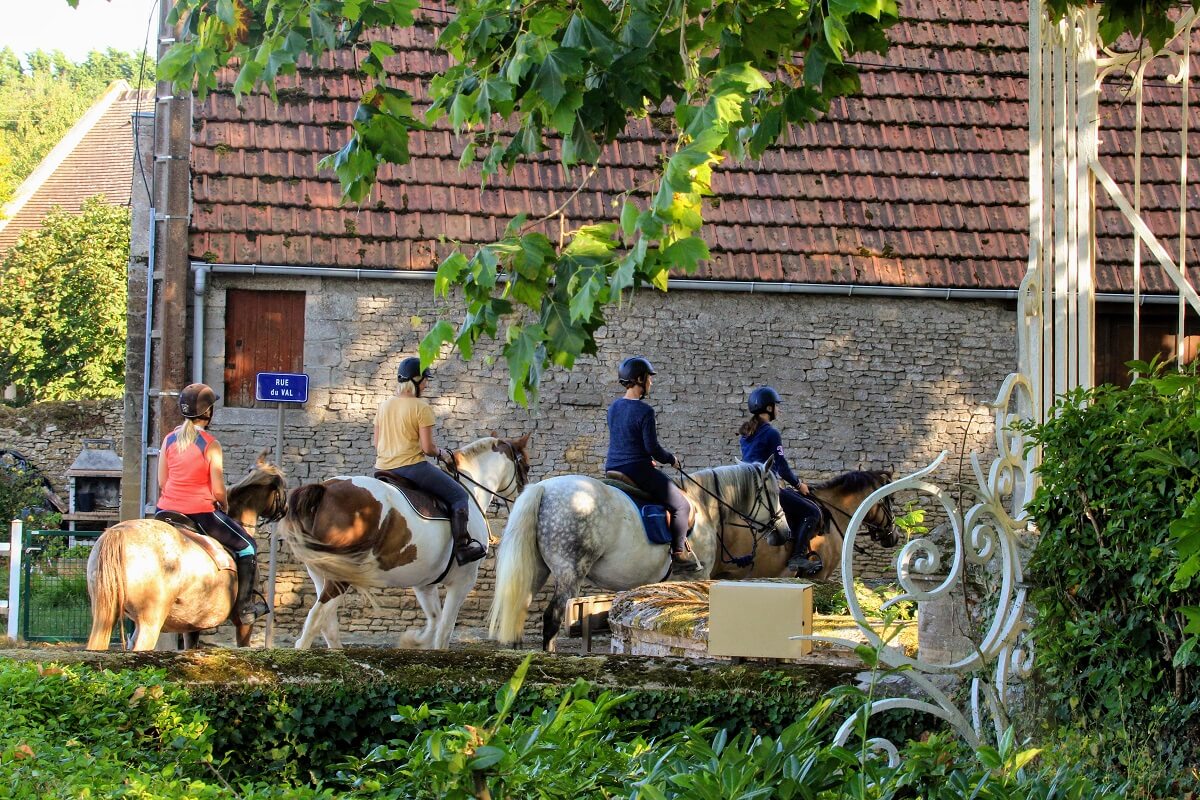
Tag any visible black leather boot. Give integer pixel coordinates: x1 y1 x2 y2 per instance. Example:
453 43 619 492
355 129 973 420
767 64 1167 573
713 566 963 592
451 506 486 565
233 556 268 625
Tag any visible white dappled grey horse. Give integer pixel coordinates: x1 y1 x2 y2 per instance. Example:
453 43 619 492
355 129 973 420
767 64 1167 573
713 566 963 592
488 459 787 650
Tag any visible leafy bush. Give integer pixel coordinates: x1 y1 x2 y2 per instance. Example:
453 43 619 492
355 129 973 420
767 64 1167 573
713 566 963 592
0 656 1127 799
813 579 916 621
339 656 1118 799
1022 362 1200 794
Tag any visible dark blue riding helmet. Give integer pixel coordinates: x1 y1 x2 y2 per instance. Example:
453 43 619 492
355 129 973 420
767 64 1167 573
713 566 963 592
618 356 656 386
398 356 431 383
748 386 782 415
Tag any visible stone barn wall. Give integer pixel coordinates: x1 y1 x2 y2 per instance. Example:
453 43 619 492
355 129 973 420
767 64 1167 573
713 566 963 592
0 399 124 500
196 275 1015 644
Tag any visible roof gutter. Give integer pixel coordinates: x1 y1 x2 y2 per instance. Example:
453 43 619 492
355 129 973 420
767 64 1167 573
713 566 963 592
189 260 1187 379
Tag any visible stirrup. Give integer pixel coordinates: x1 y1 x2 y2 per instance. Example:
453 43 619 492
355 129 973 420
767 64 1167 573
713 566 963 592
788 552 823 578
454 539 487 565
670 549 703 573
234 599 269 625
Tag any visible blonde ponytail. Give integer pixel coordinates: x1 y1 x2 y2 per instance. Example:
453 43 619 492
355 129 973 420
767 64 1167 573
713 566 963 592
175 419 201 453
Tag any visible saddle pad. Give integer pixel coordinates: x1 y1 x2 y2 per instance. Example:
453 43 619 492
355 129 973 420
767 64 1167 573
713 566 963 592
176 527 236 573
640 505 673 546
601 477 696 530
373 471 450 520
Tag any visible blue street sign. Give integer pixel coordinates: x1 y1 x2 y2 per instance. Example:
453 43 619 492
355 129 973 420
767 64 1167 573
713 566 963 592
255 372 309 403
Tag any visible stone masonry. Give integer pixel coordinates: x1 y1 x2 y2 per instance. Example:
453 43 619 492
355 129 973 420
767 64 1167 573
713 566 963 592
194 275 1016 645
0 400 123 502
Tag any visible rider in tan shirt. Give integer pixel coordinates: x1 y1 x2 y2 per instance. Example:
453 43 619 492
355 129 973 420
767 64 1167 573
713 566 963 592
374 358 485 565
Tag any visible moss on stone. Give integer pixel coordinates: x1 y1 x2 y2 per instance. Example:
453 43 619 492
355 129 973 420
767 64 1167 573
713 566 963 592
1 645 857 697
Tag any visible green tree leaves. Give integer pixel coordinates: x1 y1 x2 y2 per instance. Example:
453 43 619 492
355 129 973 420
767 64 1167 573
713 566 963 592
0 198 129 402
154 0 901 404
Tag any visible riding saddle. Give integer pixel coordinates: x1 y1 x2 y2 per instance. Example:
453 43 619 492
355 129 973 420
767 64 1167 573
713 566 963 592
373 471 450 520
602 470 696 544
152 511 236 573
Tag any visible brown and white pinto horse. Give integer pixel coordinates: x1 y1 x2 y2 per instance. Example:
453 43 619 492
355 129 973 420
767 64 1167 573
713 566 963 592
709 469 898 582
283 434 530 649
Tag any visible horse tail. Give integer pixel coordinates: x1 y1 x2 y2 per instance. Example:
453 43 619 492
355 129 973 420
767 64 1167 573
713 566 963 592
86 526 127 651
281 482 383 608
285 483 327 541
488 480 546 646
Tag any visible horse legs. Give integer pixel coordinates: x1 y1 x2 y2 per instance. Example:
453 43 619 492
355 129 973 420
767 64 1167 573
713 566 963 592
129 608 168 651
295 579 348 650
431 562 481 650
542 579 580 653
400 585 441 648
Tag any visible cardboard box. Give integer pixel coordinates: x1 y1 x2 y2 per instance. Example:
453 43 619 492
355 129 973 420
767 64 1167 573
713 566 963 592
708 581 813 659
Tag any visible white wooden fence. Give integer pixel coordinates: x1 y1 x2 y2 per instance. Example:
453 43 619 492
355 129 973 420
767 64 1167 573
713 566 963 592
0 520 22 641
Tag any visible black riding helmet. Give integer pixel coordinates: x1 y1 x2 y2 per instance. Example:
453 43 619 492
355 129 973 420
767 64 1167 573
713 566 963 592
748 386 782 416
179 383 219 419
397 356 432 383
618 356 656 386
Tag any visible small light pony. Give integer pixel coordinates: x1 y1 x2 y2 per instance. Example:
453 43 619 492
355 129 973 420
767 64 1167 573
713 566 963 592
283 434 531 650
710 469 899 582
86 454 288 651
488 459 788 650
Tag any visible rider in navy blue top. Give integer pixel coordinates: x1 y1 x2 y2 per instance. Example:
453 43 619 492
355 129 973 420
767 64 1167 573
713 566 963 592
740 422 800 487
740 386 824 577
606 398 675 470
606 357 702 573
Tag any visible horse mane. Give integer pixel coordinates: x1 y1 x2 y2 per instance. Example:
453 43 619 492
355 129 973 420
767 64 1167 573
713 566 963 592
456 436 499 460
813 469 892 493
688 462 767 507
230 450 287 491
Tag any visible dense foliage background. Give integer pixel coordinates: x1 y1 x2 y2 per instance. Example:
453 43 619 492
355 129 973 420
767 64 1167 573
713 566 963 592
0 47 154 211
0 198 130 402
1024 364 1200 795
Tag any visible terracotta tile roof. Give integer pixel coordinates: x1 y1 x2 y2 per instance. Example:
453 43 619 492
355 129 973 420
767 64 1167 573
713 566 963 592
0 82 153 254
189 2 1199 294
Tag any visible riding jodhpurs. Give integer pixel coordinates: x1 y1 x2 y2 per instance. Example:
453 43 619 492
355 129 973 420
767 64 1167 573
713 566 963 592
381 461 471 515
163 509 256 558
779 488 822 553
614 461 691 552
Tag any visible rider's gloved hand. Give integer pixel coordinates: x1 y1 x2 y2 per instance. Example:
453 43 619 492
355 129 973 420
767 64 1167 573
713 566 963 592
672 456 683 469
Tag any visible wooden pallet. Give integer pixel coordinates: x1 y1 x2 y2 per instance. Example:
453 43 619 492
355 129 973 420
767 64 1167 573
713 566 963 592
565 594 615 653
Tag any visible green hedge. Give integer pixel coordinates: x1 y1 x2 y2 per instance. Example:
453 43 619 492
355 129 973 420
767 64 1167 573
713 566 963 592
1023 364 1200 794
0 652 1120 799
34 647 874 779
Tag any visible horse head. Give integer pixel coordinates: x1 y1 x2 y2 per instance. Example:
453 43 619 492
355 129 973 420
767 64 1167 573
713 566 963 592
228 451 288 525
455 433 532 504
812 468 898 548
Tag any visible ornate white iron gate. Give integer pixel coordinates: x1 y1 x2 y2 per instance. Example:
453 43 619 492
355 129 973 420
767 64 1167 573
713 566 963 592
816 2 1200 760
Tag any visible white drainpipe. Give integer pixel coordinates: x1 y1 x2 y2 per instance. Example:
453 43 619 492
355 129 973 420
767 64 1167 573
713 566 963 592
188 260 1185 378
192 263 208 385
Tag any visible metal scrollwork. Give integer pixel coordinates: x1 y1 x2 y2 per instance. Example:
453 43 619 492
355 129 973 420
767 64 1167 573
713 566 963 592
804 373 1037 764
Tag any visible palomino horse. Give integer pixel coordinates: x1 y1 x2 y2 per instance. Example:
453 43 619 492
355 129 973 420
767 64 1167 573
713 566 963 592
86 454 288 651
488 460 788 650
284 434 531 650
709 469 898 582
